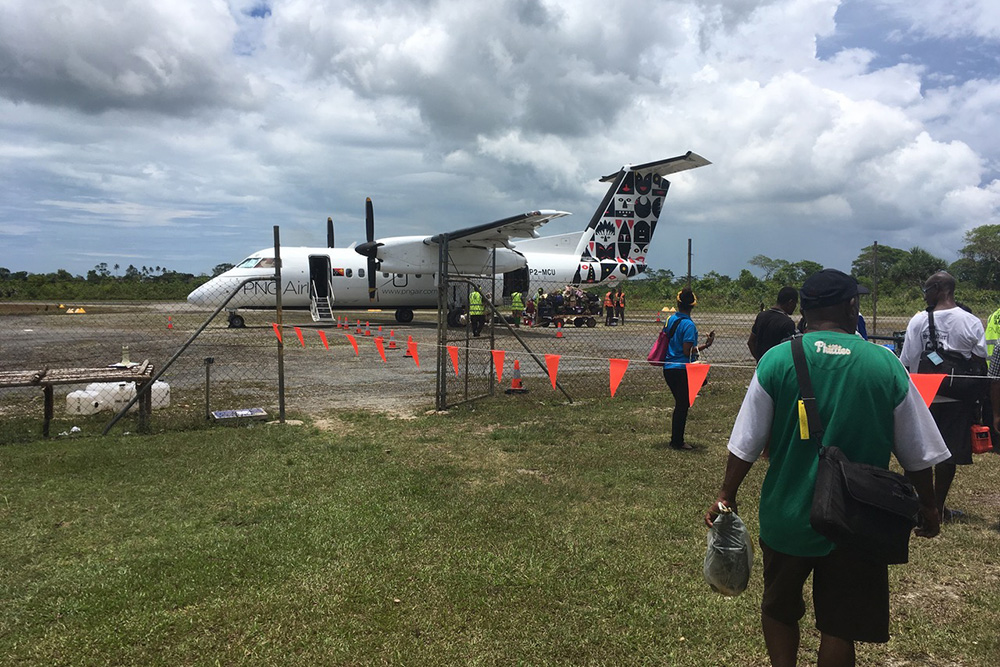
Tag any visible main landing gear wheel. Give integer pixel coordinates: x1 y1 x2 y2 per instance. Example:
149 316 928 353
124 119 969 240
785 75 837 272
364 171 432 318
227 312 245 329
395 307 414 323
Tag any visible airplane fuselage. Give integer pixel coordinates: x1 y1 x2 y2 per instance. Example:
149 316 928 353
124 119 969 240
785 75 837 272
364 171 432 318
186 244 631 312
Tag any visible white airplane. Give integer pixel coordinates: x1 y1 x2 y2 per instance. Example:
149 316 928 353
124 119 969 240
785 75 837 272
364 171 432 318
187 152 710 326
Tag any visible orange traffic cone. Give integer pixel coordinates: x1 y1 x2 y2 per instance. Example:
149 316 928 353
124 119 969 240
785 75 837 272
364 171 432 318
364 321 372 337
388 330 397 349
166 316 174 329
356 319 362 334
505 359 528 394
403 335 414 357
556 321 564 338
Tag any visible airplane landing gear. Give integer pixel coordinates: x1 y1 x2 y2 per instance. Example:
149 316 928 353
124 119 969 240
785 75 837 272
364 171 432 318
395 307 414 323
447 308 466 328
227 311 246 328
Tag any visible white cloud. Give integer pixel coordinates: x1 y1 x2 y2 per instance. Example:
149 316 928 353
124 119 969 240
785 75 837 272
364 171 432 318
0 0 997 278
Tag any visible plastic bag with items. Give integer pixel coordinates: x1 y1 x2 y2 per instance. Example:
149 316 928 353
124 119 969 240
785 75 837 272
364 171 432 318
703 504 754 597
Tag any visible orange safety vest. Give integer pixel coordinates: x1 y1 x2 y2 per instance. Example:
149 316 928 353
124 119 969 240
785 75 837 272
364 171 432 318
617 293 626 307
604 291 615 307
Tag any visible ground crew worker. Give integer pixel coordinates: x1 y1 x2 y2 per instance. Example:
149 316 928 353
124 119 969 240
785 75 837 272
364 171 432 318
469 288 485 337
604 289 616 325
511 290 524 327
985 306 1000 446
616 288 626 325
987 306 1000 367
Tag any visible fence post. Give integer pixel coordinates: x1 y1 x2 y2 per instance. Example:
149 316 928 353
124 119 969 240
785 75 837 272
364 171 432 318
274 225 285 423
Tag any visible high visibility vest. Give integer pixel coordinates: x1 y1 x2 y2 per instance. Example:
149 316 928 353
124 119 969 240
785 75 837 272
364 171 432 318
468 290 485 315
604 291 615 307
987 307 1000 367
511 291 524 310
617 292 626 307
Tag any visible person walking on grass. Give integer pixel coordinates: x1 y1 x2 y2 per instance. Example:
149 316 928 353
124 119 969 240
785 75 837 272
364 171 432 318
660 287 714 450
898 271 987 523
706 268 947 667
748 286 798 362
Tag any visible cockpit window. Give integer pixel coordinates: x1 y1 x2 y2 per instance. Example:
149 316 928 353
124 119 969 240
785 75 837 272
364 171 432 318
236 257 275 269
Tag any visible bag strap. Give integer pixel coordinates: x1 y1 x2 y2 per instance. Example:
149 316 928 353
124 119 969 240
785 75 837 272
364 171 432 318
790 336 825 450
925 307 941 352
666 317 682 339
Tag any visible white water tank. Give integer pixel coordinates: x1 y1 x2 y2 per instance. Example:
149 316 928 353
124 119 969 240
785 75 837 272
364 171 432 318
151 381 170 409
66 390 102 415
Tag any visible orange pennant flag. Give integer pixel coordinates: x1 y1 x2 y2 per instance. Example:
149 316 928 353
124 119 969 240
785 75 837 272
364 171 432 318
294 326 305 347
345 334 359 356
686 363 711 406
271 322 282 343
317 330 329 350
408 339 420 366
609 358 629 397
492 349 505 383
910 373 946 407
545 354 560 389
374 336 387 362
448 345 460 376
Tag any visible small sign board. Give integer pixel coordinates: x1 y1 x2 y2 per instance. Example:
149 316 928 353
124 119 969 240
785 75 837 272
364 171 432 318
211 407 269 422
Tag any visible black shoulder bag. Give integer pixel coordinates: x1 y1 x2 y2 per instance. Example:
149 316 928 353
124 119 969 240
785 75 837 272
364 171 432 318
791 336 920 564
916 308 987 401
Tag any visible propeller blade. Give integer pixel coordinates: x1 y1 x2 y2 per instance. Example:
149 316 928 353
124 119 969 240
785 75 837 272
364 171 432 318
365 198 375 243
327 217 334 248
365 198 377 301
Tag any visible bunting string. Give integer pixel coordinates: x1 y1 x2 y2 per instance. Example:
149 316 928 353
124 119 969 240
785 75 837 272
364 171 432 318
267 323 967 403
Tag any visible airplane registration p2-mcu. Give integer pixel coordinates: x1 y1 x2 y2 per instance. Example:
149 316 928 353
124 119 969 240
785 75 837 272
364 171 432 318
187 152 710 327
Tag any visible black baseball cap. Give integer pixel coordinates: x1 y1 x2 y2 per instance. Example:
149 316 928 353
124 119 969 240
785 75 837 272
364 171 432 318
800 269 870 310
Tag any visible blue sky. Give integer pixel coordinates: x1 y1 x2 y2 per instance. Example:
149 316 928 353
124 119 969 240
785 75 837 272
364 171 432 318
1 0 998 279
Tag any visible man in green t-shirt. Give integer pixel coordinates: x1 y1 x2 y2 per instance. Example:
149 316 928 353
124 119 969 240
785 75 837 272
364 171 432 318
705 269 948 666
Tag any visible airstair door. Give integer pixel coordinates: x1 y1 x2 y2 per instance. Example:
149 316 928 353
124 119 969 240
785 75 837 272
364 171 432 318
308 255 334 321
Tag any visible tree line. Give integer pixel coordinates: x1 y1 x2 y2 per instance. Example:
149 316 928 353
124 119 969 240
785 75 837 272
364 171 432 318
0 262 231 300
3 224 998 310
622 224 1000 316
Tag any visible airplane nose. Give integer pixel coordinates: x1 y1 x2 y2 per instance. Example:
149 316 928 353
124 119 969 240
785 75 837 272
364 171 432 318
187 284 210 306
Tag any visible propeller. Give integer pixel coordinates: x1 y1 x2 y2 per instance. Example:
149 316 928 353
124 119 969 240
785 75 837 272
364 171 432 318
360 197 378 301
327 217 334 248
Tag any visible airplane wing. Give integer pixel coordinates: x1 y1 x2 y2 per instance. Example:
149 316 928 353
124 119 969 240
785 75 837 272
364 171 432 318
427 209 570 250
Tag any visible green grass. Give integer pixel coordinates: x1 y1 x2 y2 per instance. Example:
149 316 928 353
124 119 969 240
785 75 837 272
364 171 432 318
1 386 998 665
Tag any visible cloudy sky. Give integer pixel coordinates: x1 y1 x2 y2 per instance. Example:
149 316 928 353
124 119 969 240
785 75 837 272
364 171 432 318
1 0 998 279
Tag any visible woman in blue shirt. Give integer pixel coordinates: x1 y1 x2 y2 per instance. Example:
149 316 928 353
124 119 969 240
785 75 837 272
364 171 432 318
662 287 714 449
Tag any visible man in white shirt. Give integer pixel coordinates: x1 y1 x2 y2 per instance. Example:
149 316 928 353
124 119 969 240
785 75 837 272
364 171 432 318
899 271 987 521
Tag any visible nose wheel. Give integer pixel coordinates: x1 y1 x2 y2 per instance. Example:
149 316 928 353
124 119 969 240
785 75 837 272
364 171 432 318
227 312 245 328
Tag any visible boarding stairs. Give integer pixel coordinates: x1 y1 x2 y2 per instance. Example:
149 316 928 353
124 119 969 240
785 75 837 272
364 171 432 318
310 280 335 322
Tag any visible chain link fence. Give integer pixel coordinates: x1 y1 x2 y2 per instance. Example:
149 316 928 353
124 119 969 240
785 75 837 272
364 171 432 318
4 266 994 444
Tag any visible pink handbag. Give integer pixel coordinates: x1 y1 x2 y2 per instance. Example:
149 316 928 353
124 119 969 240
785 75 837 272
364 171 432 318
647 319 680 366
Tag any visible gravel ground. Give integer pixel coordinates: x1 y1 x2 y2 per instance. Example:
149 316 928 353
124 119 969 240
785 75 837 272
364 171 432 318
1 302 914 421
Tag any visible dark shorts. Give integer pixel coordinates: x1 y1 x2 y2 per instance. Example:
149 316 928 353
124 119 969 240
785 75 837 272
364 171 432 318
929 400 974 465
760 540 890 643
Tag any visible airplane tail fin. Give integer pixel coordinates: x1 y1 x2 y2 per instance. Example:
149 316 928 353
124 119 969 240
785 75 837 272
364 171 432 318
572 152 710 284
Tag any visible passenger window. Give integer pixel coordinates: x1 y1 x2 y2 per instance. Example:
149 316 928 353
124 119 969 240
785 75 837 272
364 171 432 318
359 269 365 278
383 272 390 278
346 269 353 277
